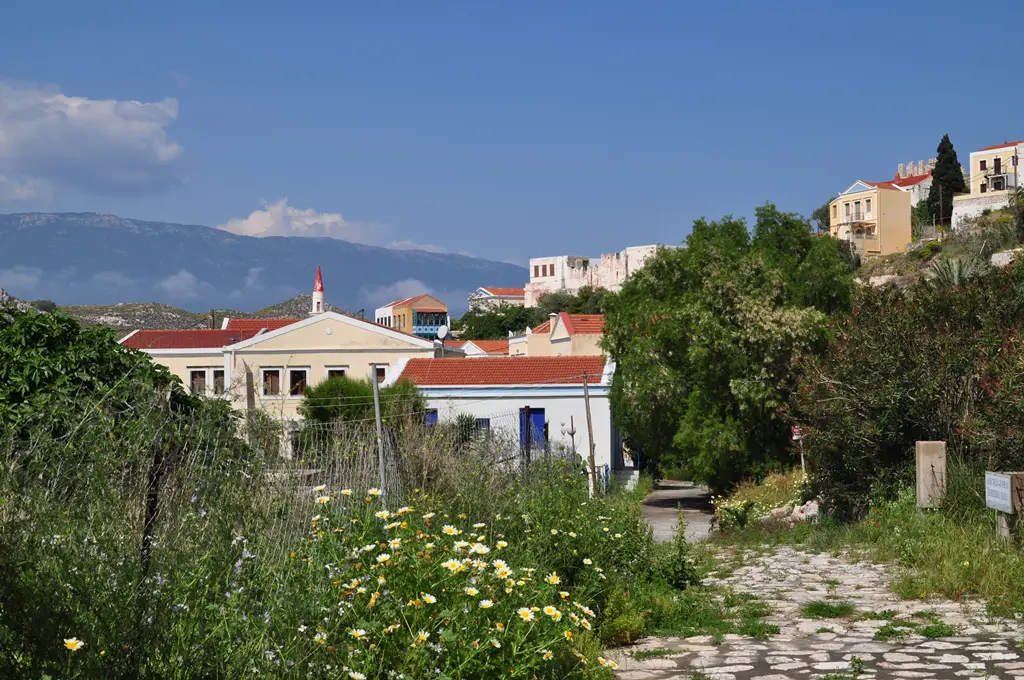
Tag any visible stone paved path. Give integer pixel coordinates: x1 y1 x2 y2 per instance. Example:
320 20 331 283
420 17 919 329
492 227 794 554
643 481 714 543
614 547 1024 680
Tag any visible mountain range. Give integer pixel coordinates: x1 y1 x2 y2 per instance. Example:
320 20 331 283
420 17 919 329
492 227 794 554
0 213 527 315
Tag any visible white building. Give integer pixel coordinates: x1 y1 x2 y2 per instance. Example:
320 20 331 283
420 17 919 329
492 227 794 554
467 287 526 311
524 245 665 307
385 355 627 479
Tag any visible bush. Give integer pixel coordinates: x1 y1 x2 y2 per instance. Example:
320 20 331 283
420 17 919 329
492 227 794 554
657 511 701 590
913 240 942 260
712 469 806 527
791 269 1024 519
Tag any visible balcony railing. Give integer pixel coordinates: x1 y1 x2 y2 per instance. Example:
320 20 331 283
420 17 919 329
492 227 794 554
838 212 874 225
850 233 879 254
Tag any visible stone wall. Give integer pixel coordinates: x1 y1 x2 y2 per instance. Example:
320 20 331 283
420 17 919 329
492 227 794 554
524 245 665 306
951 194 1012 230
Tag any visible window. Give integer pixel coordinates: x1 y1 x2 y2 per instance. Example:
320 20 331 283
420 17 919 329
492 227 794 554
994 157 1002 173
213 369 225 395
375 366 388 384
993 178 1005 191
533 264 539 277
262 369 281 396
189 369 207 395
326 367 348 381
981 183 988 193
288 369 308 396
315 301 322 312
474 418 491 434
1014 155 1018 167
865 198 871 215
844 202 850 216
832 205 837 218
980 160 987 171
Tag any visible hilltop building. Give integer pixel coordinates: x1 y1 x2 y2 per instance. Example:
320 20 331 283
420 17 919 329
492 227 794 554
952 140 1023 230
467 286 525 311
524 245 664 307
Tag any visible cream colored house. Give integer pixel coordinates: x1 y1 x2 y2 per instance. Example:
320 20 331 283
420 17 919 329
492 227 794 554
952 140 1024 229
121 268 440 421
525 313 605 357
829 180 912 256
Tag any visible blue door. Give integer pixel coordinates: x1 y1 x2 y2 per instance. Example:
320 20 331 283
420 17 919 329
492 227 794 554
518 408 545 449
424 409 439 427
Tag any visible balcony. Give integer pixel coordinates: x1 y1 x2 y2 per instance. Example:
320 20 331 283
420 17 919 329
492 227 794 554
850 233 880 254
837 212 874 225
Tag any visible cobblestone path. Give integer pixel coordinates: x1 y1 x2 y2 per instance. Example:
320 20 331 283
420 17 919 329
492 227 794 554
614 547 1024 680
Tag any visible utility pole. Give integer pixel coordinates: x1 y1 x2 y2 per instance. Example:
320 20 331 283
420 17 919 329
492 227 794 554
939 184 944 228
370 363 387 500
582 371 599 496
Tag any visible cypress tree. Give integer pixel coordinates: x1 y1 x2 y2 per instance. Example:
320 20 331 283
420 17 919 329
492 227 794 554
926 134 967 225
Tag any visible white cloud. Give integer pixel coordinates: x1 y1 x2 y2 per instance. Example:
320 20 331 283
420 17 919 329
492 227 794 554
0 81 184 198
0 174 52 201
155 269 204 299
216 198 453 253
358 278 472 315
0 266 42 291
229 266 267 299
88 271 138 290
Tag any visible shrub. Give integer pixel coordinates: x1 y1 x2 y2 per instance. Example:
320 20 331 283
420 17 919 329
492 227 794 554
791 269 1024 518
657 510 701 590
913 240 942 260
712 469 805 526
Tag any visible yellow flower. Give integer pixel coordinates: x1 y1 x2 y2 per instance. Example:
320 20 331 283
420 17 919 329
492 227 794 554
464 587 479 596
496 540 508 549
598 657 618 669
490 638 501 648
543 605 558 617
368 488 382 497
541 650 554 661
559 591 569 600
581 618 592 630
314 484 327 492
517 607 535 622
375 510 391 519
568 531 577 537
495 567 510 579
388 538 401 548
64 638 85 651
316 495 331 504
479 599 494 608
442 525 460 536
495 622 505 632
583 558 592 565
350 628 367 639
384 624 401 634
564 630 573 640
551 610 562 622
415 630 430 644
441 559 462 572
963 560 970 567
544 573 561 585
550 529 558 535
422 593 437 604
341 489 353 496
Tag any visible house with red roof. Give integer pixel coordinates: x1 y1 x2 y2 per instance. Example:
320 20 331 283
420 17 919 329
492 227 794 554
373 293 450 340
385 355 628 486
828 179 912 256
467 286 526 311
121 266 440 420
952 140 1024 230
508 312 605 357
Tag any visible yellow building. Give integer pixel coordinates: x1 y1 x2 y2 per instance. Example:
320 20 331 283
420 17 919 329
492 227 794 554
121 268 440 421
373 294 450 340
952 140 1023 229
828 180 912 256
524 313 605 357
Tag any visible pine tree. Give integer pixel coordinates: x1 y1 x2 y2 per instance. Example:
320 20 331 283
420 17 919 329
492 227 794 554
926 134 967 225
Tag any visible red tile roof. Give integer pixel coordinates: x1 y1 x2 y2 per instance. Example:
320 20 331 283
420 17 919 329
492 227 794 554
469 339 509 354
891 170 932 187
977 140 1024 152
443 339 468 349
382 294 431 309
398 356 607 386
122 329 257 350
225 317 301 333
532 313 605 335
481 287 525 297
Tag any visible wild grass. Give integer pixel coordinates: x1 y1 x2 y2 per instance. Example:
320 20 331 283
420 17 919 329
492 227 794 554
801 601 856 619
712 461 1024 617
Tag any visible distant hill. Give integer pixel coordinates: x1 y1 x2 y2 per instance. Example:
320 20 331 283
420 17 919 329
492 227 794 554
60 293 359 331
0 212 526 314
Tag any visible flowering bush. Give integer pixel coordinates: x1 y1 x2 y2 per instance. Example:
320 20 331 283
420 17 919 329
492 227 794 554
712 469 806 530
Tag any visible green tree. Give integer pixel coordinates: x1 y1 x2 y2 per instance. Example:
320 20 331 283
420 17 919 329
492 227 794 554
811 199 833 235
298 375 424 424
602 205 849 490
457 304 545 340
926 134 967 225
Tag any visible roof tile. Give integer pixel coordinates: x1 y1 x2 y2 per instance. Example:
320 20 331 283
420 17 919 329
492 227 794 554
122 329 257 350
398 356 606 386
225 317 302 333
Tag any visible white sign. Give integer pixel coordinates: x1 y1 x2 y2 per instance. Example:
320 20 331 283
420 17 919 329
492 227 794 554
986 472 1014 514
791 426 803 441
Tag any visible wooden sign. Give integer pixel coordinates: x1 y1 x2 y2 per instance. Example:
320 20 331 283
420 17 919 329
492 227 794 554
915 441 946 508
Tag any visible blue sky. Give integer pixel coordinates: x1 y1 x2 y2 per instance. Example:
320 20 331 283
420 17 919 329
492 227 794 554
1 1 1021 264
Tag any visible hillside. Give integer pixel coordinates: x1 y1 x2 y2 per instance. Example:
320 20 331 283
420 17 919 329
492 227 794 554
0 212 526 314
59 293 359 331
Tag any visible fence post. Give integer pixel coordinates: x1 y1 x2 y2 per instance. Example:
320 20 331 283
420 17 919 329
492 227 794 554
523 406 532 470
370 363 387 501
915 441 947 508
582 371 598 496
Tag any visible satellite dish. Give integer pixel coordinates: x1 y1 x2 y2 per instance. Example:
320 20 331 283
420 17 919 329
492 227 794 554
437 325 449 340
